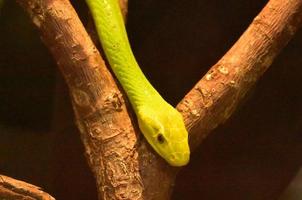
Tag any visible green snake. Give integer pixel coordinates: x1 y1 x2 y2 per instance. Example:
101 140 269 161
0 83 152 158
86 0 190 166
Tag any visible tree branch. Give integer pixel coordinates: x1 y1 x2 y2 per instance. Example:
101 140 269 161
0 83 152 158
178 0 302 151
0 175 55 200
16 0 302 199
17 0 144 199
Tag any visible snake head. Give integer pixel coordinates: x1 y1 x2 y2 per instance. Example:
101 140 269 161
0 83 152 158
137 103 190 167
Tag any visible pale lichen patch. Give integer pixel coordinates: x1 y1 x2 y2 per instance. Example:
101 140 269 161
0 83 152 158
106 92 124 112
72 89 90 107
218 65 229 75
191 109 200 117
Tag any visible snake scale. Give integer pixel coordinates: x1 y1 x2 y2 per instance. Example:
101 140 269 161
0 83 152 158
85 0 190 166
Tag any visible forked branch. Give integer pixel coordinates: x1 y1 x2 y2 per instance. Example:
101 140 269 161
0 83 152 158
16 0 302 199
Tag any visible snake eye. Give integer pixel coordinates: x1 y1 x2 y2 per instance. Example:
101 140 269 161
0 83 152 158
157 133 165 144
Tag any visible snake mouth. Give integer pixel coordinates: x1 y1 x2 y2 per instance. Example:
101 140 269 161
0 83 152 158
167 152 190 167
140 131 190 167
142 133 190 167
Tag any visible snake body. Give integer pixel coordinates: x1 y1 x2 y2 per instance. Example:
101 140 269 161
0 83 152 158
86 0 190 166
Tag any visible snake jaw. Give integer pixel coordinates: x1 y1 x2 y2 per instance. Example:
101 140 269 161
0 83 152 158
168 151 190 167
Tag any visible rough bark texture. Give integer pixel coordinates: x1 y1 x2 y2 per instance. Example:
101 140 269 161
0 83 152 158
17 0 143 200
16 0 302 199
178 0 302 151
141 0 302 198
0 175 55 200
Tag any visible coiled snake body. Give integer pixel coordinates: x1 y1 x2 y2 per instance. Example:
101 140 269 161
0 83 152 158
86 0 190 166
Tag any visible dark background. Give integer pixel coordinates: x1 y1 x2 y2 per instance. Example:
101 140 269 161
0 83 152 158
1 0 302 199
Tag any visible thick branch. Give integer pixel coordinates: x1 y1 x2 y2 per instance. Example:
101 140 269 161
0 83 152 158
17 0 302 200
17 0 143 200
177 0 302 150
136 0 302 198
0 175 54 200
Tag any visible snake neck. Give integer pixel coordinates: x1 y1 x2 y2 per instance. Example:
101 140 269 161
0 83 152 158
112 54 162 112
86 0 163 112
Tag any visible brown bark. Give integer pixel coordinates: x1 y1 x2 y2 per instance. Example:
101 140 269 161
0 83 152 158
141 0 302 198
0 175 55 200
17 0 143 199
16 0 302 200
178 0 302 150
